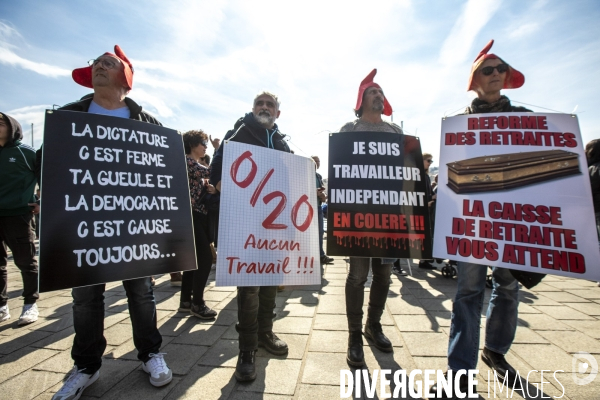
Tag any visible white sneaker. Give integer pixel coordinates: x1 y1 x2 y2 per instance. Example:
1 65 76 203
142 353 172 387
18 303 39 325
0 305 10 322
52 366 99 400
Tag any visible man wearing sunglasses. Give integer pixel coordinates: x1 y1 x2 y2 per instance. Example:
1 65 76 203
430 40 533 398
49 46 171 400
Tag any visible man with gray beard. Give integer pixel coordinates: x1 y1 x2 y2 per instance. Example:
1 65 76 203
210 92 290 382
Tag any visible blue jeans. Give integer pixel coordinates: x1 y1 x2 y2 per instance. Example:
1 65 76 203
71 277 162 373
345 257 392 332
447 262 519 371
317 204 325 257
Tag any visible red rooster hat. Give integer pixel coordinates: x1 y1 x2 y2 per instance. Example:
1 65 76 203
72 45 134 90
467 39 524 91
354 69 393 116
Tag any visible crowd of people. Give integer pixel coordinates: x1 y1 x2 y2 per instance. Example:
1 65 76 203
0 39 598 400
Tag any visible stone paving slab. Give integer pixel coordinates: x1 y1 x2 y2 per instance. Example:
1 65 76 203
0 370 64 400
237 358 302 395
164 365 236 400
0 257 599 399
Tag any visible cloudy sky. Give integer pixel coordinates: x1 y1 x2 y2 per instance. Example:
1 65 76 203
1 0 599 177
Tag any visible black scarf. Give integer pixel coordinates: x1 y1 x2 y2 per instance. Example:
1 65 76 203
467 95 512 114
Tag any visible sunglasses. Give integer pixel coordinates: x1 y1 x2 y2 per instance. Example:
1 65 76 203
480 63 509 76
425 159 433 163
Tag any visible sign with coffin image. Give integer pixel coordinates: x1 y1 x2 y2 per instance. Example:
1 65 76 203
433 112 600 281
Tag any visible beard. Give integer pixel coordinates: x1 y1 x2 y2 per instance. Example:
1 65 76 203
255 111 276 127
371 99 384 113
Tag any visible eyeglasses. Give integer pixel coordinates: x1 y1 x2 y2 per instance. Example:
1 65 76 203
88 58 120 69
480 63 509 76
425 159 433 163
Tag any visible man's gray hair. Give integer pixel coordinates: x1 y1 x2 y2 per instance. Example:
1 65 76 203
254 91 281 108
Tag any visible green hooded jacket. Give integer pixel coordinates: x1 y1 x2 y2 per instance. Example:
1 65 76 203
0 112 37 216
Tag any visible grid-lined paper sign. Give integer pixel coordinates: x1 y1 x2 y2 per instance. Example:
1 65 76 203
216 141 321 286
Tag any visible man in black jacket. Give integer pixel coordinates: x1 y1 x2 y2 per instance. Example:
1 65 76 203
50 46 171 400
210 92 290 382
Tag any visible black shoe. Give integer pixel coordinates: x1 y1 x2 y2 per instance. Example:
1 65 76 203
235 351 257 382
347 331 365 367
364 321 393 352
392 266 408 276
258 331 288 355
190 303 217 319
429 371 475 398
481 347 521 387
418 261 436 270
320 255 334 264
178 301 192 312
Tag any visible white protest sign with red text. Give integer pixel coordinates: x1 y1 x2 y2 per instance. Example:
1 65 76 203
433 113 600 281
216 141 321 286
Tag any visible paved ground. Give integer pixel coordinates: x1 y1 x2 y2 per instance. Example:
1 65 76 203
1 250 600 399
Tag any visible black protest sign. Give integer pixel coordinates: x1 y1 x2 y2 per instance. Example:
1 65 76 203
39 110 196 292
326 131 432 258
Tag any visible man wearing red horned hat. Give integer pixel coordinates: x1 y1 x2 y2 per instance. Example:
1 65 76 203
339 69 403 367
430 40 542 398
50 46 172 400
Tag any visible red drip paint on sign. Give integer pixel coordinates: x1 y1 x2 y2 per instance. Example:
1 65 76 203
332 231 425 250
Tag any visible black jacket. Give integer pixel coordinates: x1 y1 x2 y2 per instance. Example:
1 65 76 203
210 112 290 185
0 112 38 216
35 94 161 181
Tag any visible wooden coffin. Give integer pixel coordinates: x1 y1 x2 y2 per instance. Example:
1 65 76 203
447 150 580 194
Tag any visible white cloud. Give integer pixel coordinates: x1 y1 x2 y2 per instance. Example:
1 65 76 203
507 22 540 39
5 105 51 149
0 21 70 78
438 0 502 66
0 47 70 77
130 88 175 119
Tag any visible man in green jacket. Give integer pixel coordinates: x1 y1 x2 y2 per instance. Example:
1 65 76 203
0 112 39 325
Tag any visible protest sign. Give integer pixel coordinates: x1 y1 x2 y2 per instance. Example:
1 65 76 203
433 112 600 281
326 131 432 259
215 141 320 286
39 110 196 292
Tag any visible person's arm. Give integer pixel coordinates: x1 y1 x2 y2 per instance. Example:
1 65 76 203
209 129 235 188
209 135 221 153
